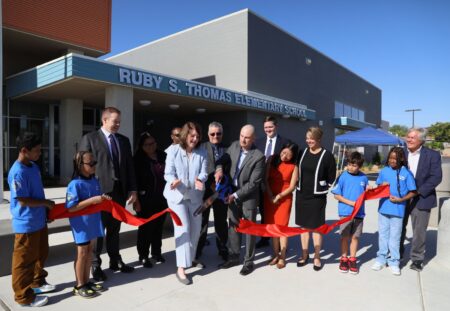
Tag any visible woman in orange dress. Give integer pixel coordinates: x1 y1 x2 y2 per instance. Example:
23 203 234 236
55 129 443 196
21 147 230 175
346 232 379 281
264 142 299 269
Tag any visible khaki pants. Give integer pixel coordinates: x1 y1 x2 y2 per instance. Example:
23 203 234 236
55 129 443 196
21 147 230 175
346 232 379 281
11 226 49 304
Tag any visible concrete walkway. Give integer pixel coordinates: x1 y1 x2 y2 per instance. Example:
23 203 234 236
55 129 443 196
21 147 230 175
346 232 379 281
1 187 449 311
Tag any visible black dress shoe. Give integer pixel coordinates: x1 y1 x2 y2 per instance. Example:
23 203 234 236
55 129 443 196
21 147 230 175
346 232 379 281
92 266 107 281
219 259 240 269
410 261 423 272
218 250 229 261
192 260 206 269
110 261 135 273
239 265 254 276
296 256 309 267
141 258 153 268
151 255 166 263
255 238 270 249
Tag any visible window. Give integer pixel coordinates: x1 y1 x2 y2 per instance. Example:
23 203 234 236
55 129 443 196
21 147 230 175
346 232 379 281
335 102 343 117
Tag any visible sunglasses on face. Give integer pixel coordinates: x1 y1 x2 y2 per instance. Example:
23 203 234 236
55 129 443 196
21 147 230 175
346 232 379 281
83 161 97 167
209 132 222 137
172 133 180 137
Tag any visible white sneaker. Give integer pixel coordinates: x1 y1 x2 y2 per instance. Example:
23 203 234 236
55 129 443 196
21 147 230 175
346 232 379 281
390 265 401 276
20 295 48 307
371 261 384 271
32 282 56 294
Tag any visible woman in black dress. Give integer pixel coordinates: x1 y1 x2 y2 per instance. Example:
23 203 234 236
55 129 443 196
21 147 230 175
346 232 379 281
133 132 168 267
295 127 336 271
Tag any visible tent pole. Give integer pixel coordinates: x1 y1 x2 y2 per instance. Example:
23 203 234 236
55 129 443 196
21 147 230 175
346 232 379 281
341 144 347 171
336 143 341 173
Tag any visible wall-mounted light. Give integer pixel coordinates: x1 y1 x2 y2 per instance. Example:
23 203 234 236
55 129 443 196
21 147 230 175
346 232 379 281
169 104 180 110
305 57 312 65
318 120 323 126
282 114 290 119
139 99 151 106
196 108 206 113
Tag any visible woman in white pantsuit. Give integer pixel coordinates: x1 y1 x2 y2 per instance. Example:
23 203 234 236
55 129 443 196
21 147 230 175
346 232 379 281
163 122 208 285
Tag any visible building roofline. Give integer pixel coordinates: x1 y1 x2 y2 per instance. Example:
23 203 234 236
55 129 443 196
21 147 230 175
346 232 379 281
107 8 250 61
244 10 381 91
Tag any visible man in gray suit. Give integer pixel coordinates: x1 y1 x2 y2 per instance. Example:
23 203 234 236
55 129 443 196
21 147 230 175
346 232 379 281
79 107 137 281
216 124 265 276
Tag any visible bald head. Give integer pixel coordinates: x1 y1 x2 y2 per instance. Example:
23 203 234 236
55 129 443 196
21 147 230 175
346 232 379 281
240 124 256 150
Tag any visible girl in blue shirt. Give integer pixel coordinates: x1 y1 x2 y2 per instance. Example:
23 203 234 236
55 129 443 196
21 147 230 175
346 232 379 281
372 147 416 276
65 151 111 298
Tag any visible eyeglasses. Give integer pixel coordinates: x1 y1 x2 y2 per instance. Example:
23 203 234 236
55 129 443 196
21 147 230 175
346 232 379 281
143 142 156 147
83 161 97 167
209 132 222 137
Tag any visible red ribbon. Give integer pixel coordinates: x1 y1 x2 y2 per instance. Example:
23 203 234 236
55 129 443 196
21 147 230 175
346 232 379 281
48 200 182 226
236 185 390 237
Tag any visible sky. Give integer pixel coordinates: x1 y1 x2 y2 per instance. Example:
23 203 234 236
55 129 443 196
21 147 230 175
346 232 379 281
106 0 450 128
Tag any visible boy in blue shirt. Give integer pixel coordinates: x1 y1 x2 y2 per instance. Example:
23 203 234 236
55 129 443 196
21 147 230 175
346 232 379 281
7 133 56 307
332 152 368 274
372 147 416 276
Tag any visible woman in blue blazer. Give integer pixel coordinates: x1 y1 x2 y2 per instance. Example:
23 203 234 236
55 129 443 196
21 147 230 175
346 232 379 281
163 122 208 285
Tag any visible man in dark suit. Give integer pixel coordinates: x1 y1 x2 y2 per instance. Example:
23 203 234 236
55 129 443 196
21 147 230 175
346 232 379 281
216 124 265 276
254 116 288 248
79 107 137 281
195 122 229 261
400 127 442 271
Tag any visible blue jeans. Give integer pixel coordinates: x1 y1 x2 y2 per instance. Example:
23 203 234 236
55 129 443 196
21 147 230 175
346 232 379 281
376 213 403 267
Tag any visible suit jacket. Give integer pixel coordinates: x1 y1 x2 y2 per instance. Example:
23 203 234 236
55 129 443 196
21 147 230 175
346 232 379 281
220 141 265 209
255 134 288 157
407 146 442 210
200 141 228 197
163 144 208 205
78 129 137 195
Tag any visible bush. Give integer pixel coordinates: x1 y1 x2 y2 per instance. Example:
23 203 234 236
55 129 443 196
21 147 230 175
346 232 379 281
372 152 381 165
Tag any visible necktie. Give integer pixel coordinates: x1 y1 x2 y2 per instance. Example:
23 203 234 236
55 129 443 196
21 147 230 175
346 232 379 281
265 139 273 159
213 145 220 161
109 134 120 179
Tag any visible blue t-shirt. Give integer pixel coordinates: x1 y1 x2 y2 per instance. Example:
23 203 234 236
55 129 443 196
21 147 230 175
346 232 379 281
7 160 47 233
376 166 416 217
331 171 368 218
65 176 105 244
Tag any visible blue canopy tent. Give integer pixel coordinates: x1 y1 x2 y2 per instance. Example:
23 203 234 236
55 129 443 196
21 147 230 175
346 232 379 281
334 127 405 171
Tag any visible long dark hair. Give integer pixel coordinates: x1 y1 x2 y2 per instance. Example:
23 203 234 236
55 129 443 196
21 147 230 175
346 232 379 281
72 151 92 178
386 146 408 197
135 132 153 157
271 142 299 168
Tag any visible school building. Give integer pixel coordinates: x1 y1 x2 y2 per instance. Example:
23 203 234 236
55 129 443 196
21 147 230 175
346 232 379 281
1 0 381 196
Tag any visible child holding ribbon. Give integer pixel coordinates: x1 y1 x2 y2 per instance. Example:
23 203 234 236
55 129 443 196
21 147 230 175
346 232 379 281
65 151 111 298
372 147 416 275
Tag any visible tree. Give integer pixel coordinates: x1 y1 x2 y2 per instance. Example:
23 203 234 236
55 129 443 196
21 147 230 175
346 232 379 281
427 122 450 142
389 124 408 137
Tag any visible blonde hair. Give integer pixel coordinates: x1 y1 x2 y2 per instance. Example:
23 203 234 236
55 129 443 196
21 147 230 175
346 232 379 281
307 126 323 141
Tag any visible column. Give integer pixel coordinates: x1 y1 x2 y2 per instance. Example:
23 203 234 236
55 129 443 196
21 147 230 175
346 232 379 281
59 99 83 184
105 86 134 147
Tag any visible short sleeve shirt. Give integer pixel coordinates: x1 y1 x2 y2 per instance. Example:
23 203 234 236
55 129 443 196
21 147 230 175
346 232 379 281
376 166 416 217
65 176 105 244
331 171 368 218
7 161 46 233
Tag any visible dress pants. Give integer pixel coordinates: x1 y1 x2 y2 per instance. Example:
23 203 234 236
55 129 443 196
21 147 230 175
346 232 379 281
401 203 431 262
12 226 49 304
137 213 166 259
93 182 126 267
196 199 228 258
171 199 202 268
228 201 256 267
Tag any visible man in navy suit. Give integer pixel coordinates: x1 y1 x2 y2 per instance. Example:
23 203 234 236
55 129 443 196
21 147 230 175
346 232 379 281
79 107 137 281
400 127 442 271
254 116 288 248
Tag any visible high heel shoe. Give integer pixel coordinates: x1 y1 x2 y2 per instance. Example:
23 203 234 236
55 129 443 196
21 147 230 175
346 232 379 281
277 258 286 269
268 256 279 266
296 256 309 267
313 258 323 271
